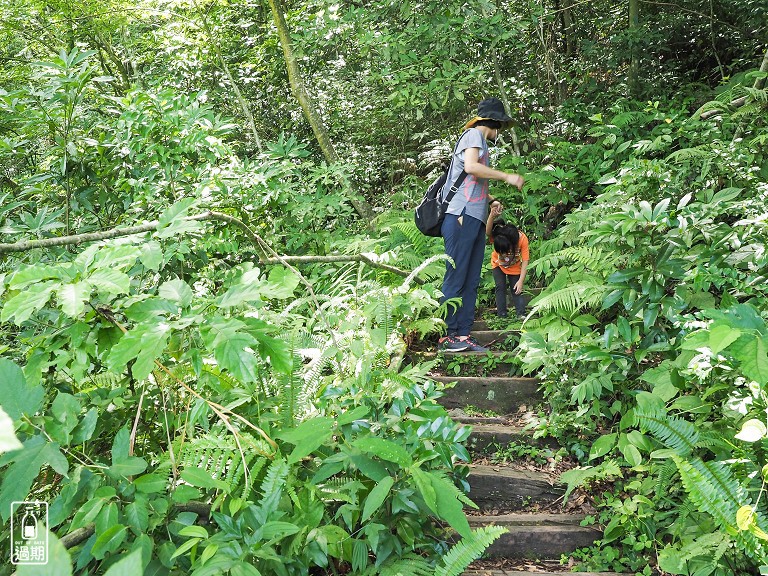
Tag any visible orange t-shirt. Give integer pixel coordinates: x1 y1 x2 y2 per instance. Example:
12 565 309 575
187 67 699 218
490 231 529 275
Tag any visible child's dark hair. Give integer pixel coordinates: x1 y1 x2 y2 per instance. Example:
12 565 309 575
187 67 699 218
502 224 519 249
494 234 512 254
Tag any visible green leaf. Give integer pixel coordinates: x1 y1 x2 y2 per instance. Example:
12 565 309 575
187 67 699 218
352 437 413 467
411 468 437 511
254 332 292 374
108 322 170 381
277 417 334 465
620 444 643 467
133 474 168 493
72 408 99 444
57 281 90 317
588 433 617 461
0 358 44 421
338 406 369 426
264 268 300 299
87 269 131 296
429 472 472 538
1 281 57 324
361 476 395 522
92 524 127 559
180 467 227 490
158 198 197 229
102 547 144 576
179 525 209 539
708 324 742 354
16 530 72 576
0 407 22 453
139 241 164 271
8 264 65 290
159 279 193 308
734 336 768 385
211 330 259 383
0 436 68 522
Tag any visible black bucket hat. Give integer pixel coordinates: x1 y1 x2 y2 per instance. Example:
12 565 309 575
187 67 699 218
464 97 513 129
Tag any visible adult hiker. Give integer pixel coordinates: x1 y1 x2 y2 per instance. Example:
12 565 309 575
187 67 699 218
439 97 525 353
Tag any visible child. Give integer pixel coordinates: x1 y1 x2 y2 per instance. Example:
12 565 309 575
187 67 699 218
485 204 530 318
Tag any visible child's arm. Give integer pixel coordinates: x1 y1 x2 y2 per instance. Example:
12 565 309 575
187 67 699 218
513 232 530 294
486 202 502 238
513 260 528 294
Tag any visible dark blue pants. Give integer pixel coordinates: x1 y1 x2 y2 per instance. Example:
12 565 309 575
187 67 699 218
492 267 526 317
441 213 486 336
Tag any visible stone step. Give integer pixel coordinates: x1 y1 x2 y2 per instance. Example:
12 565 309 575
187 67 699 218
433 376 541 414
468 465 564 511
468 513 601 558
461 421 542 453
470 329 521 346
464 571 623 575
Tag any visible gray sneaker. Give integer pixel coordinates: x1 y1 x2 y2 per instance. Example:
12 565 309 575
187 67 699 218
462 336 489 353
439 335 469 352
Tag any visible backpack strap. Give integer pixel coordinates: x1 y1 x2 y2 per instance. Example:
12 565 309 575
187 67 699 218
439 128 474 205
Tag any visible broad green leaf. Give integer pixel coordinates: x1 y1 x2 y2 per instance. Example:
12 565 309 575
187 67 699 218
139 241 164 271
361 476 395 522
411 468 437 512
0 358 44 421
133 474 168 493
179 525 209 539
57 281 90 317
277 417 334 465
1 281 57 324
72 408 99 444
264 267 300 299
429 472 472 538
124 500 149 534
218 283 265 308
103 548 144 576
620 444 642 467
16 530 72 576
8 264 65 289
735 419 767 442
108 322 170 381
0 436 68 522
640 366 678 402
109 428 147 477
159 279 193 308
180 467 227 491
588 433 617 461
338 406 369 426
170 537 201 560
352 437 413 467
0 407 22 453
709 324 742 354
212 331 259 383
734 336 768 385
254 332 292 374
87 269 131 296
158 198 197 228
260 521 300 540
91 524 128 559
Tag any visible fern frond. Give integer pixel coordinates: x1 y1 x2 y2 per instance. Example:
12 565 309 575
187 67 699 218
364 553 433 576
435 526 506 576
528 276 607 316
666 145 713 165
634 408 699 456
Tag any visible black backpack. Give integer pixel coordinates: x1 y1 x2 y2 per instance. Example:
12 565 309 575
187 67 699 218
414 133 469 237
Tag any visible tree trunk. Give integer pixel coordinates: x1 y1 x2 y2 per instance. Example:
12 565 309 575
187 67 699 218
267 0 373 220
628 0 639 96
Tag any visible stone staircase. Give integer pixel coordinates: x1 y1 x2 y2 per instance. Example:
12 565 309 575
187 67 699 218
412 316 622 575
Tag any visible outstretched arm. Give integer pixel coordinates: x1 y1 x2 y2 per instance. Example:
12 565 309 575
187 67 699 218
486 202 502 238
464 147 524 189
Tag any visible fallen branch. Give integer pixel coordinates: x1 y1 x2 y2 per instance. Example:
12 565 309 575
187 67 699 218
60 502 214 549
700 49 768 120
0 211 422 283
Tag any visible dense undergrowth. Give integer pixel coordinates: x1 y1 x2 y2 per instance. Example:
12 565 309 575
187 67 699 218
0 9 767 575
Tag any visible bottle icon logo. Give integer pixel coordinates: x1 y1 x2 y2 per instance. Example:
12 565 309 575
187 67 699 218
21 506 38 540
10 501 48 565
